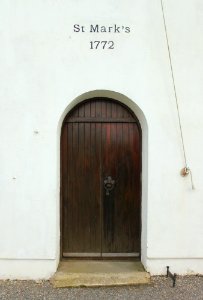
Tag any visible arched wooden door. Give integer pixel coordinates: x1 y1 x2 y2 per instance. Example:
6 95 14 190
61 98 141 258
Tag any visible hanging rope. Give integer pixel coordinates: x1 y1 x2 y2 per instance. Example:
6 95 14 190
160 0 195 189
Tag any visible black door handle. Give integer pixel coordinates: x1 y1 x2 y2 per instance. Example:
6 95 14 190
104 176 115 196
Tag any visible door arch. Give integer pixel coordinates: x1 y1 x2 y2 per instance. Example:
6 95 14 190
61 97 142 258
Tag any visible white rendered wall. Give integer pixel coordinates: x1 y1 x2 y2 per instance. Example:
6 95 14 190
0 0 202 278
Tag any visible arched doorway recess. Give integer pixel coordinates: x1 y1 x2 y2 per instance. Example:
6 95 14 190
61 97 142 259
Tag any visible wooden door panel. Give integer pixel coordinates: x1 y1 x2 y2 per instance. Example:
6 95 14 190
102 123 140 254
62 122 101 255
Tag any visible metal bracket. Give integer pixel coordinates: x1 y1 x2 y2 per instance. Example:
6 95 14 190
166 266 177 287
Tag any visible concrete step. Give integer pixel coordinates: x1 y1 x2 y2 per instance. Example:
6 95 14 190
51 260 151 288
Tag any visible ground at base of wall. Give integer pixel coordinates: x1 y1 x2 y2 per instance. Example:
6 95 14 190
0 276 203 300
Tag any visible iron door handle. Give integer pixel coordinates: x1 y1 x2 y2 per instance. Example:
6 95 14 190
104 176 115 196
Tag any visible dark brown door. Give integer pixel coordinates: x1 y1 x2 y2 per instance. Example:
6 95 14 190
61 98 141 258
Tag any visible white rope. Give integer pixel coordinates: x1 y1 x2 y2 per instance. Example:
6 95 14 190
160 0 195 189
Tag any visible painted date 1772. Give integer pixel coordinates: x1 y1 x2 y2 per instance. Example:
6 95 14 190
90 41 114 49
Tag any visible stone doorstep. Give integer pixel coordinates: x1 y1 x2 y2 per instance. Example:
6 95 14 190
50 261 151 288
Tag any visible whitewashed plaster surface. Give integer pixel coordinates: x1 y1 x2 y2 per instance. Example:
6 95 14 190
0 0 202 278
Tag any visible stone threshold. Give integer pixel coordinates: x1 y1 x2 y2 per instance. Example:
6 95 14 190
50 260 151 288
